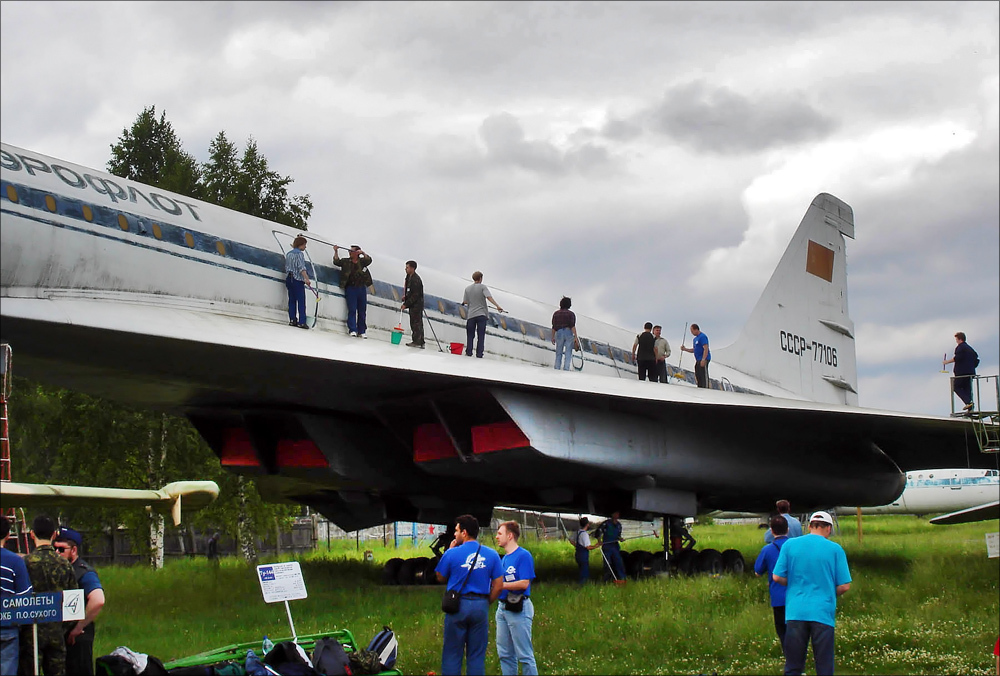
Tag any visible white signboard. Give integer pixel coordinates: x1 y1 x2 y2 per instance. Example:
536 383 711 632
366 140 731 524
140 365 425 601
256 562 308 603
63 589 85 621
987 532 999 559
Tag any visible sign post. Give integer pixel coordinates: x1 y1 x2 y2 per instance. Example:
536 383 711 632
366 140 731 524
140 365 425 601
256 562 308 643
1 589 85 674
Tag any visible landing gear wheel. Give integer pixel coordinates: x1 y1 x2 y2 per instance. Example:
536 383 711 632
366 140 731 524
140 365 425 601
722 549 745 575
382 558 404 585
696 548 724 576
672 549 698 576
410 556 431 584
423 556 442 585
397 557 420 585
629 551 653 579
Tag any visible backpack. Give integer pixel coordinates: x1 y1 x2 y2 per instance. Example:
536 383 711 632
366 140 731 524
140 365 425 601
311 637 352 676
366 626 398 670
347 650 382 675
263 641 318 676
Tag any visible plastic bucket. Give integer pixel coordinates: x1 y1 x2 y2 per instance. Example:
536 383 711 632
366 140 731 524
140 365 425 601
391 328 404 345
449 342 464 355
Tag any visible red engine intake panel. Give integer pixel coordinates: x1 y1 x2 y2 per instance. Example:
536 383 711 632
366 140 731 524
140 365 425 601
472 421 530 455
220 428 260 467
276 439 329 468
414 423 460 462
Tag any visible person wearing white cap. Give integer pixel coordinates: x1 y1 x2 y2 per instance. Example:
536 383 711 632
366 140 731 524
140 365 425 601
772 510 851 676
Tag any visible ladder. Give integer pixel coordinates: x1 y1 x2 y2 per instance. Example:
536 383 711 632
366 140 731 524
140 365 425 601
951 373 1000 454
1 343 32 552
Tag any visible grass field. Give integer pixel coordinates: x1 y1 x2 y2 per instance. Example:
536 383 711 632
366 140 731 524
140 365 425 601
93 516 999 675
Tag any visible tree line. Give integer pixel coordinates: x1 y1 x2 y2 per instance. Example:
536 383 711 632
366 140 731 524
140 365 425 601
8 106 315 567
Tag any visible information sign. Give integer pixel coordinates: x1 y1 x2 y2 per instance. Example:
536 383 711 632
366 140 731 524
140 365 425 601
256 562 308 603
1 590 85 627
987 532 999 559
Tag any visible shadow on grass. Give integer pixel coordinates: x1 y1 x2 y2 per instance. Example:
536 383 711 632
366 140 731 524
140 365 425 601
847 551 913 575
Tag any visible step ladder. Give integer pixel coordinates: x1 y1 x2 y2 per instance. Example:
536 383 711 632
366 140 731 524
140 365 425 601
1 343 32 553
951 374 1000 454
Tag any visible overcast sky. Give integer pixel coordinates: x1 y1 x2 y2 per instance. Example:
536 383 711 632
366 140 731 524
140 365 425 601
2 1 997 416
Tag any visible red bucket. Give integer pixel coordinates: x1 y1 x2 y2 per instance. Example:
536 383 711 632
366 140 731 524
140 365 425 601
449 342 464 355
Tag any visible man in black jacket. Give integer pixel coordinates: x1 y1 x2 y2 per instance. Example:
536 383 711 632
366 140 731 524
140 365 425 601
401 260 425 348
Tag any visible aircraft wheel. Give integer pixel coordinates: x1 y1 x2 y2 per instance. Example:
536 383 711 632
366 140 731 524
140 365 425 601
696 548 724 576
722 549 746 575
382 558 404 585
673 549 698 576
629 551 652 579
397 558 419 585
650 552 668 575
410 557 431 584
424 556 442 585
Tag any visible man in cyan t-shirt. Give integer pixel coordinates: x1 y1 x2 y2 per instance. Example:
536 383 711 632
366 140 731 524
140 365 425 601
435 514 503 676
773 511 851 676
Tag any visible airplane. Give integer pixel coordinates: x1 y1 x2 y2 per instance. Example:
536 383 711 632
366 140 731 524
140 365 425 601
0 480 220 527
712 467 1000 524
1 141 997 543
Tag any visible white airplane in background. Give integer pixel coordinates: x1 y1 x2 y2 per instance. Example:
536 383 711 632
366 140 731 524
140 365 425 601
1 141 996 543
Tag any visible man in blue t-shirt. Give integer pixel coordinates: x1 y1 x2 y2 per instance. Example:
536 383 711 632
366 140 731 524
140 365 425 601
680 323 711 388
755 515 791 646
1 516 33 676
435 514 503 675
55 527 105 676
764 500 803 543
494 521 536 676
773 511 851 676
943 331 979 411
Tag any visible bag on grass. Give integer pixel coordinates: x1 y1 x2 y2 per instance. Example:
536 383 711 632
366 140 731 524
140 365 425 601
366 626 398 670
263 641 318 676
311 637 352 676
347 650 381 675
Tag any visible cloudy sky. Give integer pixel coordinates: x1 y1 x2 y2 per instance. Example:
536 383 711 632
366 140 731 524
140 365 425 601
2 1 997 416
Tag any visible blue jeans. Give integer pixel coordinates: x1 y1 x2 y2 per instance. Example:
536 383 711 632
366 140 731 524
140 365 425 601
466 316 488 358
286 275 306 324
1 628 18 676
554 328 574 370
602 546 625 581
442 596 489 675
496 599 537 675
345 285 367 334
783 620 835 675
575 549 590 584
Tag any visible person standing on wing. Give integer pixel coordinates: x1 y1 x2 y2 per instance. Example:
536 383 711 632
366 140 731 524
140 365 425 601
284 235 312 329
550 297 578 371
653 325 672 383
334 244 373 338
680 323 711 388
943 331 979 412
401 260 425 348
461 271 504 358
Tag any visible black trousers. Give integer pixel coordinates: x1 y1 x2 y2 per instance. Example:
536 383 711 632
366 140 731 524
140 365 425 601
66 635 95 676
408 304 424 345
772 605 786 645
953 374 974 406
695 361 709 388
637 359 657 381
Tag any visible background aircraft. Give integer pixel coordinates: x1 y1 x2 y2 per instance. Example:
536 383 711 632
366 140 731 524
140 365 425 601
1 142 996 535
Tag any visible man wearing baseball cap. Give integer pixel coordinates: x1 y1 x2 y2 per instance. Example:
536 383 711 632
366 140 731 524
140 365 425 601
772 511 851 676
55 526 105 675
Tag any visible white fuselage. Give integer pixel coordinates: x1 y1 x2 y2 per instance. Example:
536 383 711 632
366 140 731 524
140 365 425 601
835 468 1000 516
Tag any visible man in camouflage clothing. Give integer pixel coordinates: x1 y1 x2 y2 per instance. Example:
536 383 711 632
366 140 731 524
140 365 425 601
18 515 77 676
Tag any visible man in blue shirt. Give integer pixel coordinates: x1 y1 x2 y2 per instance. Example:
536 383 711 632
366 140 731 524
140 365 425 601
284 235 312 329
764 500 803 543
435 515 503 676
754 515 790 647
596 512 626 584
773 511 851 676
680 323 711 388
1 517 33 676
494 521 536 676
55 527 105 676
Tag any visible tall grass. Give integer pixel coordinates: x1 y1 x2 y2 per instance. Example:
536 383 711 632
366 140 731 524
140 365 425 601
94 516 999 675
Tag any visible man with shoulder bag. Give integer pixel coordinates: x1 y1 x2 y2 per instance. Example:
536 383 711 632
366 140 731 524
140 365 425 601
435 515 503 675
494 521 537 676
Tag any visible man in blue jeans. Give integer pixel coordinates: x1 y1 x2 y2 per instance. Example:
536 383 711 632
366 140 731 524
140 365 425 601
495 521 536 676
773 510 851 676
596 512 626 584
435 514 503 675
1 517 33 675
461 271 504 358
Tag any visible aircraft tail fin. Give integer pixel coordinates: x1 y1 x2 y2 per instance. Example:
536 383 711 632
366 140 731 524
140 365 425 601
713 194 858 405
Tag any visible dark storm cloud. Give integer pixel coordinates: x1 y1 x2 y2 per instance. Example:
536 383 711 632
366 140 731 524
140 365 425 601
637 81 838 154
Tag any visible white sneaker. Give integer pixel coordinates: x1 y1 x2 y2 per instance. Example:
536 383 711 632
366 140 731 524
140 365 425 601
349 331 358 337
359 333 367 339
